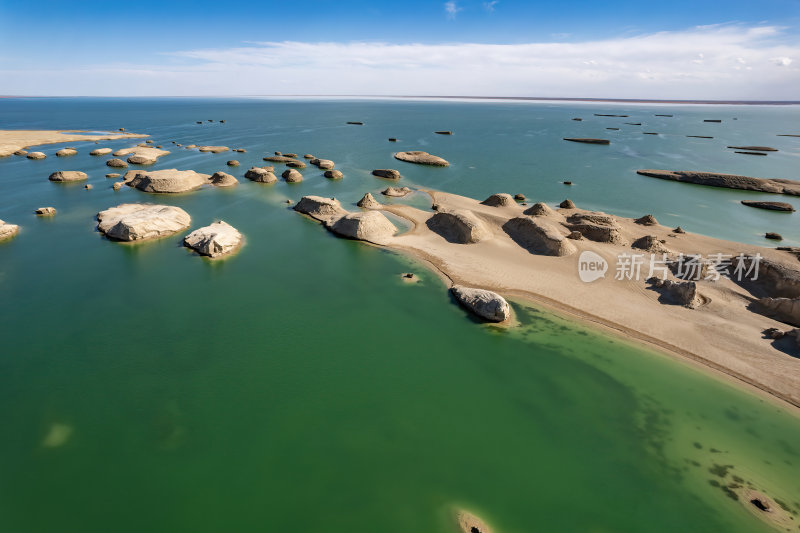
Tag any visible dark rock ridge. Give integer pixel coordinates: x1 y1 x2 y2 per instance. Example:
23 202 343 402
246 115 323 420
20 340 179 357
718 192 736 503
434 130 453 135
594 114 628 117
563 138 610 145
372 169 401 180
687 135 713 139
741 201 795 212
728 146 777 152
735 151 767 156
637 169 800 196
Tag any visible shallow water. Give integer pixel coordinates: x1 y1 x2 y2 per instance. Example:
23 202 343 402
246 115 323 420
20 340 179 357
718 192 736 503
0 98 799 532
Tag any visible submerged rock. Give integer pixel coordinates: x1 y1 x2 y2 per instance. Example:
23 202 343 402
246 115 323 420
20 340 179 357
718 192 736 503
96 203 191 241
480 193 516 207
324 169 343 180
56 148 77 157
427 209 492 244
372 169 401 180
0 220 20 241
286 160 307 169
183 220 242 258
456 510 493 533
244 167 277 183
27 152 46 160
766 232 783 240
451 286 511 322
503 216 577 256
14 149 28 156
49 171 88 182
394 151 450 166
330 211 397 244
90 147 112 155
226 160 240 167
35 207 57 216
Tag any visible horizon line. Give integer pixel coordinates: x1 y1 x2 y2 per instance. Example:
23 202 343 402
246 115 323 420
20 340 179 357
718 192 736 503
1 94 799 105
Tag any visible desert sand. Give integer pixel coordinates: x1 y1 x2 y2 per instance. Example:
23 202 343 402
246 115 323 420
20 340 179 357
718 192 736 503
0 130 147 157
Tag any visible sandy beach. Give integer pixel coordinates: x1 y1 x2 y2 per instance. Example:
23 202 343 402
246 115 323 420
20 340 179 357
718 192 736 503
361 190 800 408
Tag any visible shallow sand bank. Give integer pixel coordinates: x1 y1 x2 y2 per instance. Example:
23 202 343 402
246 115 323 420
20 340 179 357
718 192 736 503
0 130 147 157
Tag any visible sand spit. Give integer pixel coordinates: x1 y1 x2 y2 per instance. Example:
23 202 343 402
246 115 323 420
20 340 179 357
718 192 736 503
637 170 800 196
0 129 147 158
308 188 800 407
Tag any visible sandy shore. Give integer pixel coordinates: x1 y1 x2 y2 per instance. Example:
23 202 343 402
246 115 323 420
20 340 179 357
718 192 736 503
0 130 147 157
367 191 800 408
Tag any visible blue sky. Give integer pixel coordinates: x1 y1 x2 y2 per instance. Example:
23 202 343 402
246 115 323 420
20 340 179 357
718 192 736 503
1 0 798 98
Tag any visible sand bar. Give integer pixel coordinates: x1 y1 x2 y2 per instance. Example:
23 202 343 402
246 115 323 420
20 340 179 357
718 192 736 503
0 130 147 157
358 190 800 408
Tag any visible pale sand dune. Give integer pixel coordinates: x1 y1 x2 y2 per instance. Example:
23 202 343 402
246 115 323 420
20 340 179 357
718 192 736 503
371 191 800 407
0 130 148 157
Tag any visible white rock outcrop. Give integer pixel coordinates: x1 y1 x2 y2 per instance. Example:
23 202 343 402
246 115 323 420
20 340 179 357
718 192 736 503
49 171 88 182
0 220 20 241
123 169 212 193
183 221 242 257
427 209 491 244
330 211 397 244
451 285 511 322
96 203 191 241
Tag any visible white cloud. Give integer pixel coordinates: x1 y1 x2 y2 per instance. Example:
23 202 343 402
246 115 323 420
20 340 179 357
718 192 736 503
2 24 798 99
484 1 499 12
444 1 461 19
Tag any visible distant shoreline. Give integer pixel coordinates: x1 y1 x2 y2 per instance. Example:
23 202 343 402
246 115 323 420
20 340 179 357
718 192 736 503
1 94 799 105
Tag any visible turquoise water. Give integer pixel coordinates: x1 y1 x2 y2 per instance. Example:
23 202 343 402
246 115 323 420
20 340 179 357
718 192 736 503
1 98 799 532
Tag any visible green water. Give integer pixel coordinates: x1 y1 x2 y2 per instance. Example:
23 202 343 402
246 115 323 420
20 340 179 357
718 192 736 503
1 98 799 532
